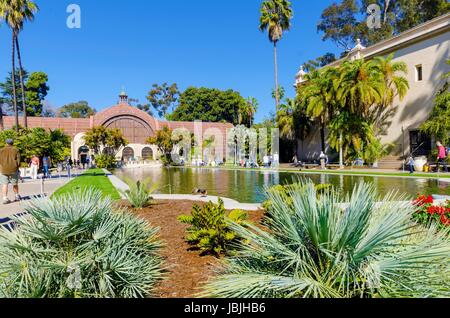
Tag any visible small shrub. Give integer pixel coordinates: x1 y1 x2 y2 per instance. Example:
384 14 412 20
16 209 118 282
178 199 248 256
121 178 158 209
412 195 450 229
94 154 117 169
0 189 163 298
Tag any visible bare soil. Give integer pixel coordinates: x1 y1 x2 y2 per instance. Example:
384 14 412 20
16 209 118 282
120 200 264 298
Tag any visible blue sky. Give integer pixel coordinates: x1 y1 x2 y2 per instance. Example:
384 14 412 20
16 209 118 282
0 0 341 122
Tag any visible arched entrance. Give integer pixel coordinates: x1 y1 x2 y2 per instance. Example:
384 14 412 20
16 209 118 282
142 147 154 160
122 147 135 162
78 146 90 165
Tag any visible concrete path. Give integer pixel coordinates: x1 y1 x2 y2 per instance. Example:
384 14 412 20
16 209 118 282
105 170 263 211
0 173 79 219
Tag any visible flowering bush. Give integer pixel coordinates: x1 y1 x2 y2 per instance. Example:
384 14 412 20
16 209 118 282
412 194 450 229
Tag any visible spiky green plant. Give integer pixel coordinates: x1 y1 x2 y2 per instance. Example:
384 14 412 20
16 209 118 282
0 189 163 298
121 178 158 209
203 181 450 298
178 199 248 256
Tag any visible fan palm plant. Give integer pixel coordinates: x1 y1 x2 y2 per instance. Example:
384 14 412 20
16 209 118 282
0 189 163 298
259 0 293 112
203 181 450 298
335 59 384 118
301 67 339 152
121 178 158 209
369 54 409 133
0 0 38 129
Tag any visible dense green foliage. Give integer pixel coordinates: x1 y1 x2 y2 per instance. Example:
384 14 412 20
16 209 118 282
204 181 450 298
53 169 121 200
0 127 70 164
318 0 449 52
421 60 450 145
121 178 158 209
147 126 186 165
296 54 408 163
84 126 127 156
178 199 248 256
94 153 118 169
58 101 96 119
0 69 49 117
0 189 163 298
167 87 248 125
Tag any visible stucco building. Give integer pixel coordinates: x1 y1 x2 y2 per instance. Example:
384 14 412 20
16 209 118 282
295 13 450 166
2 90 233 163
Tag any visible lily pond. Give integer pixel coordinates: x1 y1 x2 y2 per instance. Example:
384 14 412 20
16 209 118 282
114 167 450 203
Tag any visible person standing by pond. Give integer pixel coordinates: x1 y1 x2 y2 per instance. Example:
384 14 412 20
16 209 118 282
407 156 415 174
42 155 51 179
64 158 71 179
30 155 40 180
436 141 448 172
0 139 21 204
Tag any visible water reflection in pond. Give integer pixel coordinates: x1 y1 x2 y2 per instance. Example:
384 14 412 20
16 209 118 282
114 167 450 203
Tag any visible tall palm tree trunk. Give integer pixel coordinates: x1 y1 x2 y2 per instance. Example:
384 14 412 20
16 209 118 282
274 42 279 113
11 32 19 132
16 34 27 128
0 106 4 131
320 121 326 153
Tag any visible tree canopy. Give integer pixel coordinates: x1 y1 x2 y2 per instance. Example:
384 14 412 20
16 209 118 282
140 83 180 119
167 87 247 125
318 0 449 52
58 101 96 119
84 126 128 155
0 69 49 117
0 127 70 164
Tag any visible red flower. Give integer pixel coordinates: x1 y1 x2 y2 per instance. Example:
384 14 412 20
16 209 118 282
427 206 447 215
440 215 450 226
413 195 434 207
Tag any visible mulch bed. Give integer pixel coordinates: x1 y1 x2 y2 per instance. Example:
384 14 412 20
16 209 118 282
119 200 264 298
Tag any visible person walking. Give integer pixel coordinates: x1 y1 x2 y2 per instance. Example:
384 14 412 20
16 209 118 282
30 155 40 180
42 155 51 179
0 139 21 204
66 158 72 179
407 156 415 174
436 141 448 172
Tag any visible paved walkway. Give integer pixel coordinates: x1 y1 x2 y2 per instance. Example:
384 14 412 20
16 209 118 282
0 173 78 219
105 170 263 211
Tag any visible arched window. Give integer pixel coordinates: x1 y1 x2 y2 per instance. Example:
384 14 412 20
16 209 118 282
122 147 135 161
142 147 154 160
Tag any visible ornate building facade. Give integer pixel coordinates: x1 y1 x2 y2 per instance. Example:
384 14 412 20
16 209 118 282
2 90 233 162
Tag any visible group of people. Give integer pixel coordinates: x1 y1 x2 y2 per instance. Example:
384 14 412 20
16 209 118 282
0 138 93 205
262 153 279 168
407 141 449 174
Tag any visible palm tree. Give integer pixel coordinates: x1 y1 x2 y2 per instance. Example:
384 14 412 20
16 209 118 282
242 97 259 127
259 0 293 113
369 54 409 134
335 59 384 118
1 0 38 130
301 67 339 152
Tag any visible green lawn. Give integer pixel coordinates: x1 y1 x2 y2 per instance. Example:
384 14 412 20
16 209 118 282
53 168 121 200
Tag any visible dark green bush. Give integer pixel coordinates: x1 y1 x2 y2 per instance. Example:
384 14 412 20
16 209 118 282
178 199 248 256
